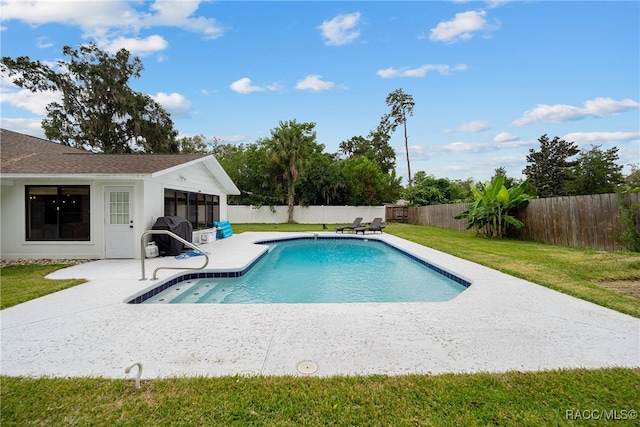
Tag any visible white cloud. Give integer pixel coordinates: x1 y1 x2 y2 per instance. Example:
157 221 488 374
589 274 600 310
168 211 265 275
439 154 525 179
513 97 640 126
229 78 282 94
430 10 498 43
2 74 193 120
486 1 510 9
266 82 286 93
457 120 489 132
217 134 248 144
36 36 54 48
441 164 471 173
562 131 640 147
442 141 487 153
376 68 397 78
0 76 60 115
497 139 530 149
101 35 168 56
494 131 519 143
436 136 530 155
0 0 225 49
0 118 46 137
583 97 640 116
230 77 264 94
318 12 362 46
377 63 467 78
152 92 191 116
295 75 335 91
0 0 136 28
406 145 432 161
514 103 582 125
143 1 224 39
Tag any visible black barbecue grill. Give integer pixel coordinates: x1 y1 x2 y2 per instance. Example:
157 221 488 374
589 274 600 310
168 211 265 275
151 216 193 256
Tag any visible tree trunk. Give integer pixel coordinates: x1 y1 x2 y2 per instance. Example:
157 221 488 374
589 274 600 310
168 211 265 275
403 119 412 186
287 183 295 223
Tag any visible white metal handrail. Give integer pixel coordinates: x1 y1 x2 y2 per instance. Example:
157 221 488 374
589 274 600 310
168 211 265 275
140 230 210 281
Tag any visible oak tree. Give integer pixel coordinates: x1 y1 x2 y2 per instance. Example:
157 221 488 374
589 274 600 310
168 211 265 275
1 43 178 153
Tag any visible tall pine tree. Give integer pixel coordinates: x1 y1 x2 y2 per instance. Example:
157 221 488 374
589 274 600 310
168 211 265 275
523 134 579 197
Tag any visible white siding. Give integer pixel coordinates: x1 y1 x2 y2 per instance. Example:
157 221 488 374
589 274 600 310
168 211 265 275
1 163 236 260
153 163 226 195
153 162 230 223
0 179 105 260
219 194 230 222
142 180 163 231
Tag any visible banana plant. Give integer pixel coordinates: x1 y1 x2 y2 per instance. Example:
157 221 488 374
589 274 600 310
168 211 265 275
455 177 532 237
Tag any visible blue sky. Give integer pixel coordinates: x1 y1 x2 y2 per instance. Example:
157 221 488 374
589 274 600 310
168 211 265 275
1 0 639 183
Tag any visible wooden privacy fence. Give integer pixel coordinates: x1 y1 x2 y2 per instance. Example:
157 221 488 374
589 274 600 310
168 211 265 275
407 203 469 231
513 193 639 251
385 205 409 223
407 193 640 251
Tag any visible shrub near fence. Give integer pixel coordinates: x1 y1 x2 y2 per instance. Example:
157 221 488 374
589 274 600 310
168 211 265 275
406 193 640 252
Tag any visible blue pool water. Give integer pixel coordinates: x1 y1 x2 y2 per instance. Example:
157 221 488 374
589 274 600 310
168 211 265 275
138 238 470 304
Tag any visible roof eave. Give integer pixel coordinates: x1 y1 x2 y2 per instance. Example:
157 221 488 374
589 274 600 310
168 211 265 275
150 156 209 177
151 155 241 195
0 173 153 180
202 156 241 195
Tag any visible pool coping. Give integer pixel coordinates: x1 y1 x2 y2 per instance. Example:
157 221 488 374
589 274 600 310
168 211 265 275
1 231 638 378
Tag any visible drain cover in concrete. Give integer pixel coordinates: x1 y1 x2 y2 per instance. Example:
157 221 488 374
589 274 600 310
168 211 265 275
297 361 318 374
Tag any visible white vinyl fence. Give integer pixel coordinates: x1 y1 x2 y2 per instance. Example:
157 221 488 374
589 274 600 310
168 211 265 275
228 205 386 224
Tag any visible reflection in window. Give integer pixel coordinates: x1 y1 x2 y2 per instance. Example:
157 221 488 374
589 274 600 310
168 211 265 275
163 189 219 230
109 191 130 225
26 186 90 241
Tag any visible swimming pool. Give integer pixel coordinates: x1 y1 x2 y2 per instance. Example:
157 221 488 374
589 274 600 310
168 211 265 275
131 237 471 304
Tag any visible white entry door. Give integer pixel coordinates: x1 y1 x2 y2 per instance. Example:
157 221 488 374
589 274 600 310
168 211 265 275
105 187 134 258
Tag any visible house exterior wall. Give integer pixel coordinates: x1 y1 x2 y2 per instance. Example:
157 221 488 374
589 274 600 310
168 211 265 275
142 179 163 231
152 162 231 223
154 163 223 195
1 163 233 260
1 179 107 260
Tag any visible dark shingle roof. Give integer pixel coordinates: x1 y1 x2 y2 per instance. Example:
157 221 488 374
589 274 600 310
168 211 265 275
0 129 208 175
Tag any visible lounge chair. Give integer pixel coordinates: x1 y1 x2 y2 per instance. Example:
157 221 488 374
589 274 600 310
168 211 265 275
354 217 385 234
335 217 363 233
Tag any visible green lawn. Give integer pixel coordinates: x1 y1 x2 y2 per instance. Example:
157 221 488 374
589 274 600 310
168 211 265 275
3 369 639 426
2 223 639 425
0 263 86 309
383 223 640 318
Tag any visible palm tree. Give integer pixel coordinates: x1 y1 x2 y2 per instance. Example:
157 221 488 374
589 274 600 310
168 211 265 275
383 88 415 186
264 120 317 223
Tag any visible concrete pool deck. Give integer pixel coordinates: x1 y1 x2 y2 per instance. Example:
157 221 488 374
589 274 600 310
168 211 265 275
1 232 638 379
